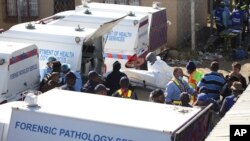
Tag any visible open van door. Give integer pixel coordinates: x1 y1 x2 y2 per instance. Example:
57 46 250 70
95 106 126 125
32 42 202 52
83 15 127 74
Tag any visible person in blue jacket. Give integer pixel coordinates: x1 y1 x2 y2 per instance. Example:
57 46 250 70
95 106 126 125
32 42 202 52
214 1 228 34
60 63 82 92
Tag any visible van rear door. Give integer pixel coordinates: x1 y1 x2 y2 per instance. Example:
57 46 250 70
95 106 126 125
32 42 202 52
8 46 40 100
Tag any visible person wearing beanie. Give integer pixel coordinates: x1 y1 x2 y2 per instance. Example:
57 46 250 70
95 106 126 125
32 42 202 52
186 61 203 90
60 63 71 85
186 61 203 104
105 61 127 96
112 76 137 99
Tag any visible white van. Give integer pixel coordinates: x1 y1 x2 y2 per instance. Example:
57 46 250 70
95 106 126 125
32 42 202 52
0 89 213 141
0 41 39 103
75 2 168 55
0 19 124 75
38 10 149 72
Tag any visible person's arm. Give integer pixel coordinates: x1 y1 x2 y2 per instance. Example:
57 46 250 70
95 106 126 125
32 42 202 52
219 97 229 117
184 81 195 95
112 91 119 97
165 83 174 104
197 77 205 90
240 76 247 90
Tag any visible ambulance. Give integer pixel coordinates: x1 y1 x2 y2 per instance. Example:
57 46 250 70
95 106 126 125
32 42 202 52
37 9 149 72
75 2 168 55
0 17 124 75
0 41 39 104
0 89 213 141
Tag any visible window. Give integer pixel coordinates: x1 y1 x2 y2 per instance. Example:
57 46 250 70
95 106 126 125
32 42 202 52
5 0 39 21
104 0 140 6
54 0 75 14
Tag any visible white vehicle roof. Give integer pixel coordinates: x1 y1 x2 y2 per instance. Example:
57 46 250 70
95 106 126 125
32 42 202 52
51 10 148 28
76 2 165 13
5 89 201 133
1 23 96 45
0 41 36 55
0 101 22 123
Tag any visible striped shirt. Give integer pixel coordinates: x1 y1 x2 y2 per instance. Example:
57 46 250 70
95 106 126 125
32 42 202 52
197 71 226 98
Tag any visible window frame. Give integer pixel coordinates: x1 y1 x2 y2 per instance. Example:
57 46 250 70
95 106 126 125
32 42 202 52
5 0 39 22
104 0 141 6
54 0 75 14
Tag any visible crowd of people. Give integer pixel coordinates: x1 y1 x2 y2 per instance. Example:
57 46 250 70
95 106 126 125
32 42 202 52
39 51 249 118
214 1 249 44
39 56 138 100
163 59 248 117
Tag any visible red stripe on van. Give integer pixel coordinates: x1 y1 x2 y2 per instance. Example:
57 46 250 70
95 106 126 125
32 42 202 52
104 53 132 60
108 53 113 58
9 49 38 65
139 19 148 28
116 54 122 59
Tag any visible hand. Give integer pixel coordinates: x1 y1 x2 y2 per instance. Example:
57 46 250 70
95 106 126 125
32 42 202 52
193 91 198 97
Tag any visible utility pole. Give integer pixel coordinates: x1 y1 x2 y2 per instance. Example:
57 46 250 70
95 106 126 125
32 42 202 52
191 0 195 51
17 0 23 23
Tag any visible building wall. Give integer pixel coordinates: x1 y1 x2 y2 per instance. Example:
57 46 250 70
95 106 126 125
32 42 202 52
176 0 208 48
0 0 4 28
0 0 54 29
164 0 178 48
141 0 208 48
0 0 208 48
39 0 54 19
0 0 15 29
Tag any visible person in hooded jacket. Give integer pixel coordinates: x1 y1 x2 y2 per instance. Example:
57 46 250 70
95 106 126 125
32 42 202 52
105 61 127 96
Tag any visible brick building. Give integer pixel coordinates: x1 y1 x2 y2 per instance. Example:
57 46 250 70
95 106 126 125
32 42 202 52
0 0 208 48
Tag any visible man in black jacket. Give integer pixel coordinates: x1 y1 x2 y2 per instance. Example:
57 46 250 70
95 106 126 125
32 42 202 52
105 61 127 96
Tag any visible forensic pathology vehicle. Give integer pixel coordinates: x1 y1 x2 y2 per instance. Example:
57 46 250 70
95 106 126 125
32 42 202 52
75 2 168 55
0 16 125 75
37 9 149 72
0 89 213 141
0 41 40 104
